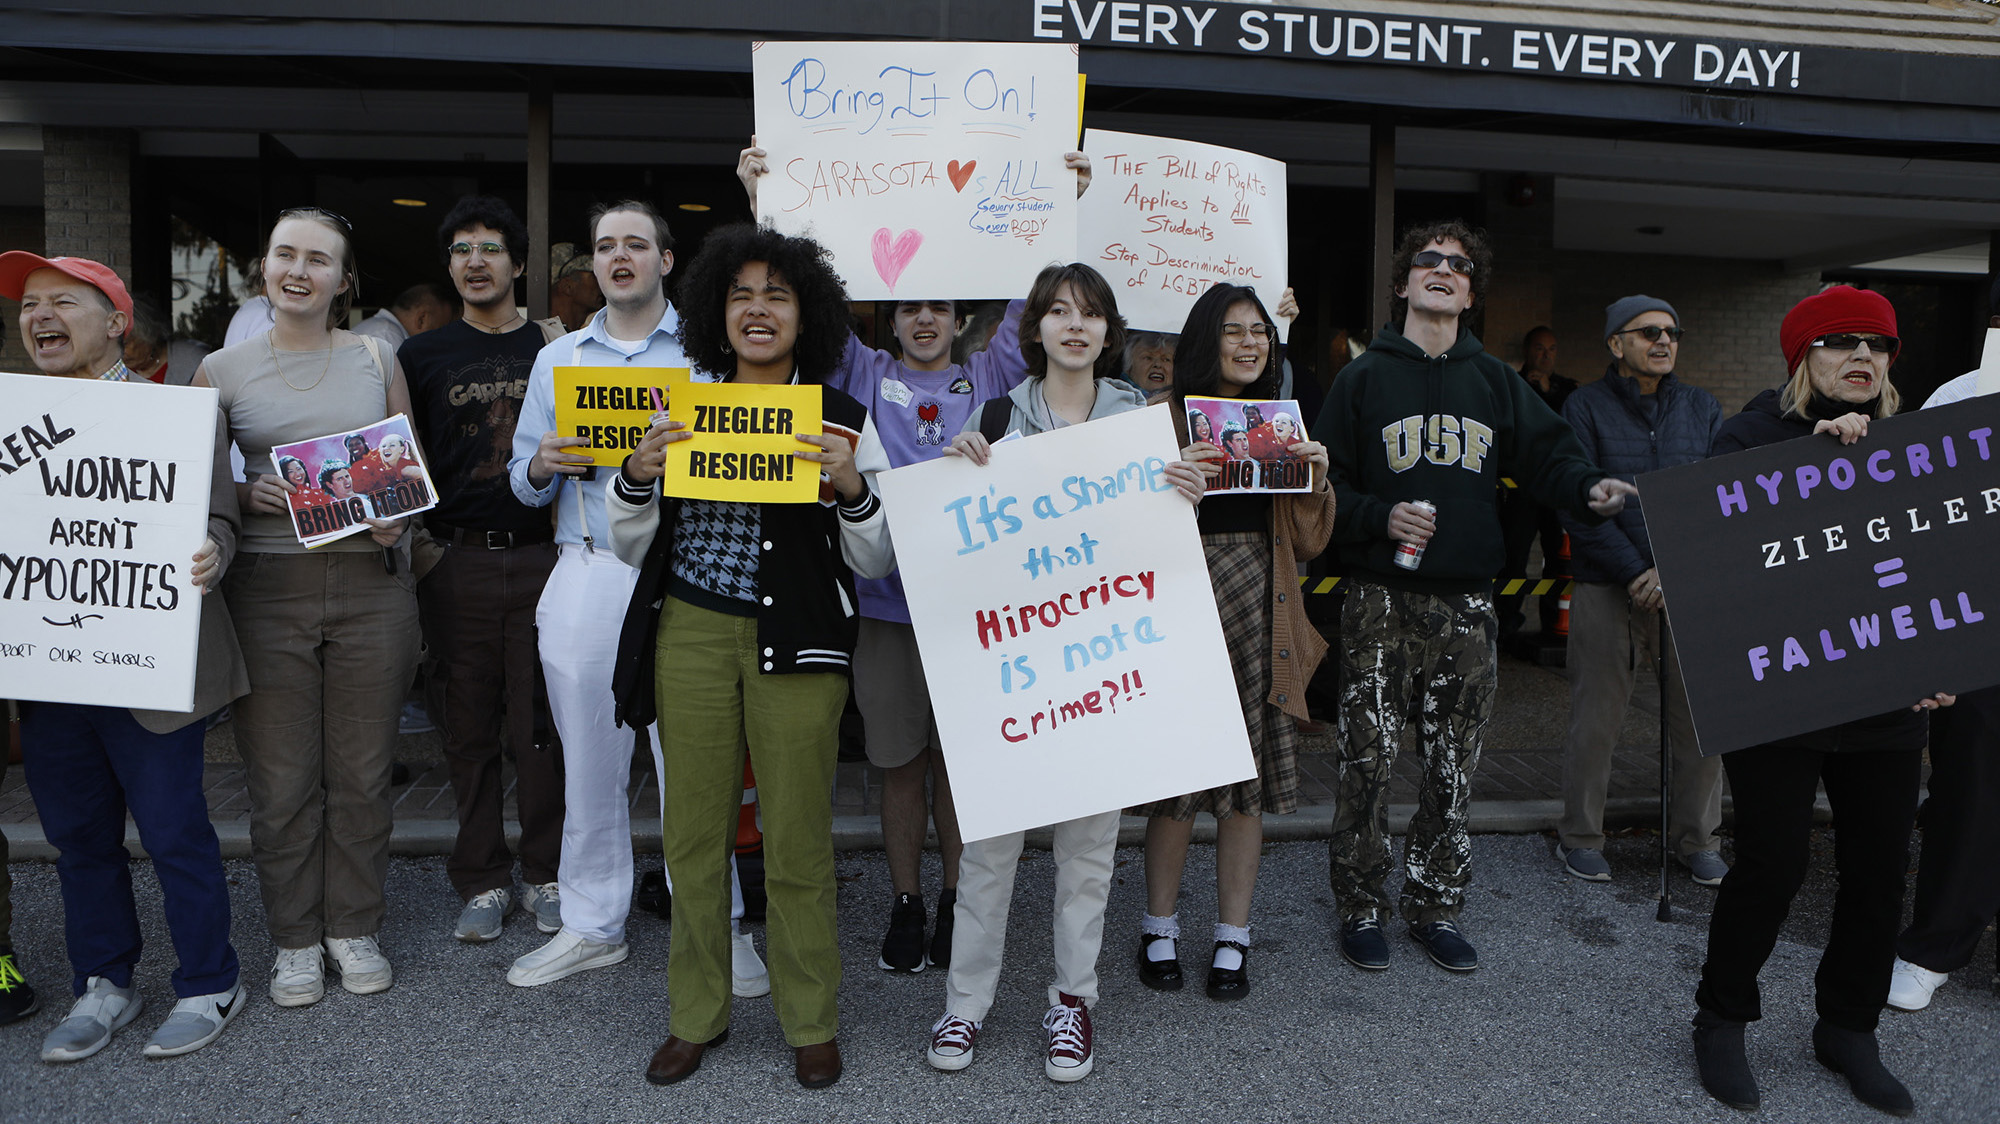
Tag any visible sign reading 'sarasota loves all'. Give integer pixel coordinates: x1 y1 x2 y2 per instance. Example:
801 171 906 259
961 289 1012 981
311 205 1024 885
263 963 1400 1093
1642 394 2000 756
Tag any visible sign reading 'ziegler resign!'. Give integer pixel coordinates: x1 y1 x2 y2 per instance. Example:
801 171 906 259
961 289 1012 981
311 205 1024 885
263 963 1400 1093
660 382 823 504
1642 395 2000 757
878 405 1254 842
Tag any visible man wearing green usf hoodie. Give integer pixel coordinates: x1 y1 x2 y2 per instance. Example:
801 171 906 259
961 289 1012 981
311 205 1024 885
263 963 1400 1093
1312 221 1635 973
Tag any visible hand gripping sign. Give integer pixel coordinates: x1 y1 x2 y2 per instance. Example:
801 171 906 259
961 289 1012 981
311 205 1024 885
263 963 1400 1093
878 405 1254 841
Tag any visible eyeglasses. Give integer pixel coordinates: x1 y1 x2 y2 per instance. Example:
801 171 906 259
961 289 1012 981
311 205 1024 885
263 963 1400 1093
447 241 509 259
278 206 353 232
1221 322 1275 343
1811 333 1900 356
1410 250 1475 276
1616 325 1685 343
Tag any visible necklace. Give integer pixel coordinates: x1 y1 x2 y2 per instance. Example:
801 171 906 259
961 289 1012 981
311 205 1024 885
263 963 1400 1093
270 333 333 392
468 311 524 335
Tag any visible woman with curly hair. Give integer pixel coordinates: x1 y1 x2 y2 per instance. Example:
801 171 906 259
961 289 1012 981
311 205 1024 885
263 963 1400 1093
1131 282 1333 1001
607 223 894 1090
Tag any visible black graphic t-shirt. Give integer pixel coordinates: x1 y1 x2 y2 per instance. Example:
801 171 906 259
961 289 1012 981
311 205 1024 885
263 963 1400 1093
400 319 548 532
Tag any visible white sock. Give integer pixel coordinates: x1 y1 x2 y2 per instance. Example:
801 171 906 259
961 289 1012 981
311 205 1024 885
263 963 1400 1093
1213 923 1251 970
1141 912 1179 960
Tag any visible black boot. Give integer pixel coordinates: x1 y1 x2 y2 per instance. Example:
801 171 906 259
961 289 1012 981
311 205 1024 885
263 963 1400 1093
1691 1010 1759 1111
1812 1019 1914 1116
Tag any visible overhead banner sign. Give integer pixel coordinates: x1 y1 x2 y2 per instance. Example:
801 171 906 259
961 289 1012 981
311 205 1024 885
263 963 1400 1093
1642 395 2000 756
660 381 822 503
878 405 1255 841
1080 128 1287 335
0 372 217 712
752 40 1082 301
554 365 692 468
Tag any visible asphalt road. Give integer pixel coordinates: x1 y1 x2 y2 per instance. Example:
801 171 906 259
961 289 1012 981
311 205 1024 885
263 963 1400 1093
2 831 1996 1124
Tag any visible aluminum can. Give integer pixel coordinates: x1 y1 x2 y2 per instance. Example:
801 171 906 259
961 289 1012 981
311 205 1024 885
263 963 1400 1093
1392 500 1437 571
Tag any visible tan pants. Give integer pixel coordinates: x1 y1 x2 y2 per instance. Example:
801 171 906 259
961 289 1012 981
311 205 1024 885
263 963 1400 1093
1558 580 1721 858
224 551 419 947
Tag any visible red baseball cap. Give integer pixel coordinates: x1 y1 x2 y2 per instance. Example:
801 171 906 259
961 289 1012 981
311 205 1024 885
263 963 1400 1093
0 251 135 320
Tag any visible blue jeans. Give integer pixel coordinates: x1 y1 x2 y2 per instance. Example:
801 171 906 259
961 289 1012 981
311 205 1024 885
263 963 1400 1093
20 703 239 999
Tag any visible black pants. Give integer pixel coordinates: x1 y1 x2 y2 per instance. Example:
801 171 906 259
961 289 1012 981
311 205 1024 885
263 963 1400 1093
1496 490 1564 638
1897 685 2000 973
1696 744 1922 1033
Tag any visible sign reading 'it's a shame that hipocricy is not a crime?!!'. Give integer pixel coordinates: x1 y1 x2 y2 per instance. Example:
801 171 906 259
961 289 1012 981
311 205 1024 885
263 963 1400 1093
0 372 217 712
878 405 1254 842
751 40 1081 301
1642 394 2000 757
1080 129 1287 336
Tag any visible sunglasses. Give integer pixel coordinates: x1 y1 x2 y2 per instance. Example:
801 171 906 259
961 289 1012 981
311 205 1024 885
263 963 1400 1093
1616 325 1685 343
447 241 509 259
278 206 353 233
1221 322 1275 342
1811 333 1900 356
1410 250 1475 276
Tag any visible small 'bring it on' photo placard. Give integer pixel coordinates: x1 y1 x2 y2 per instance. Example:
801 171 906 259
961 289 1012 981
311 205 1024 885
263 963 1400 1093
272 413 439 548
1183 396 1311 493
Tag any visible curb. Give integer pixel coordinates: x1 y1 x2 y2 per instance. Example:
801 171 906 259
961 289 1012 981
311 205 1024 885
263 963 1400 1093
2 795 1809 862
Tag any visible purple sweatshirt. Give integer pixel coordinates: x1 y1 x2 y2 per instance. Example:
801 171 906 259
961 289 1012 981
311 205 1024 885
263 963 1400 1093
828 300 1028 621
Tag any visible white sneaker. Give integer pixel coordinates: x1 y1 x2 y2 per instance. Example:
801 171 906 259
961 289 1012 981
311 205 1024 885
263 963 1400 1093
40 976 143 1062
1886 957 1947 1012
453 888 513 943
323 935 393 995
142 982 244 1058
507 929 628 988
269 945 325 1008
522 881 562 935
732 931 771 998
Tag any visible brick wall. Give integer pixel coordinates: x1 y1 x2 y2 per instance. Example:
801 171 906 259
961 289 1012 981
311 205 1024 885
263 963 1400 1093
41 127 136 274
0 204 46 373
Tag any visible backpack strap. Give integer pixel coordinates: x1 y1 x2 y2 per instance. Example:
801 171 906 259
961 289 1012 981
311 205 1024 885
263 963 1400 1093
977 396 1012 443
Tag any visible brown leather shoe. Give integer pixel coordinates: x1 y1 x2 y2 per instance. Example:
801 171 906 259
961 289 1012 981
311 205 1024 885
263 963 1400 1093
644 1028 727 1086
794 1039 843 1088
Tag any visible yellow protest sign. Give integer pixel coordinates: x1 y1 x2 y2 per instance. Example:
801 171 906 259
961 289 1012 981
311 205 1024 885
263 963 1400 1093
553 366 691 467
661 381 821 503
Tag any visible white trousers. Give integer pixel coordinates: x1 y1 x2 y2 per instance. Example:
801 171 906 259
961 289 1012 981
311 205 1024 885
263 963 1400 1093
537 547 740 944
944 810 1121 1021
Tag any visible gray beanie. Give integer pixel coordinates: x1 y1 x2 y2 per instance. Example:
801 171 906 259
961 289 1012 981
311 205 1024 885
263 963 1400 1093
1604 294 1678 339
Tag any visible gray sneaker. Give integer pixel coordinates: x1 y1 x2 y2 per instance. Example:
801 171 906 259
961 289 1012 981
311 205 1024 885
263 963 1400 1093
1556 844 1612 882
454 888 512 943
41 976 144 1063
1682 850 1729 887
522 881 562 935
142 982 244 1058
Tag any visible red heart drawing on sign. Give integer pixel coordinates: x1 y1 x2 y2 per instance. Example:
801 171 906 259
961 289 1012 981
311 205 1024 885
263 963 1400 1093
947 160 976 192
871 227 923 293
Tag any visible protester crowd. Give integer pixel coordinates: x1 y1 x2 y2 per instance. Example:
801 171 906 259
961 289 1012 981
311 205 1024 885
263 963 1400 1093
0 138 1993 1119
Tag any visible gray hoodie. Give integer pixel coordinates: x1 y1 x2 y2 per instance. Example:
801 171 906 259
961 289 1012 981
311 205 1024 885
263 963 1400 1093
961 374 1153 440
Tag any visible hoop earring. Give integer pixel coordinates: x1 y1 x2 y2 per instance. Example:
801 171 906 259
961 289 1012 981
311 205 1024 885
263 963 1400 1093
721 340 733 354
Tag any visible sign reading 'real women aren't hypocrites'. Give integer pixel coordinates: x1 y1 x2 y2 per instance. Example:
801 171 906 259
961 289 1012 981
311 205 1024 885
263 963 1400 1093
0 372 218 712
1080 129 1287 335
879 405 1255 842
751 40 1081 301
1642 394 2000 757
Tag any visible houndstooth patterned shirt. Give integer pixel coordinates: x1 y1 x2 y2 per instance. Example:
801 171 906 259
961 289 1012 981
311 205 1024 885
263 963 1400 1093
670 499 762 604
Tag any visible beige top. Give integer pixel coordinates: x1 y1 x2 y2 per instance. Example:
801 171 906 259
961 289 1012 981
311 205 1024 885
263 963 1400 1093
203 329 393 554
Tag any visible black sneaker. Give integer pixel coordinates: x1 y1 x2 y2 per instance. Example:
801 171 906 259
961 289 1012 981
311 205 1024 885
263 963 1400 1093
928 889 956 969
0 952 38 1025
636 870 671 920
878 893 927 973
1338 919 1390 971
1409 920 1478 972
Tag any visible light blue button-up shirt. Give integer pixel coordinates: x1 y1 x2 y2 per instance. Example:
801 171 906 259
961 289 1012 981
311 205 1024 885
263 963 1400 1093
509 303 688 548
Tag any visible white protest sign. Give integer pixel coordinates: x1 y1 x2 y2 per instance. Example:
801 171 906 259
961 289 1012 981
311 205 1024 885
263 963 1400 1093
878 405 1254 842
1079 129 1288 336
752 40 1080 301
0 372 217 711
1979 327 2000 396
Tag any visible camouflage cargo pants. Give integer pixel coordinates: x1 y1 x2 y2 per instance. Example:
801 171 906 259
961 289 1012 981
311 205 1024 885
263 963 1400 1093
1329 581 1498 926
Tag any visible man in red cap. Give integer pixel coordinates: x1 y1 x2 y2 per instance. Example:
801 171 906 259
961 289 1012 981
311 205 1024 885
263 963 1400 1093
0 251 250 1061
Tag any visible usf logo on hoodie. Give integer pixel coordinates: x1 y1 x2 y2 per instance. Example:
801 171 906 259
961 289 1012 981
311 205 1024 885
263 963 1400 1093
1381 414 1497 474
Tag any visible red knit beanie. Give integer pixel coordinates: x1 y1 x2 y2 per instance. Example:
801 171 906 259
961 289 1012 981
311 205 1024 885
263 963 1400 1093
1780 285 1897 375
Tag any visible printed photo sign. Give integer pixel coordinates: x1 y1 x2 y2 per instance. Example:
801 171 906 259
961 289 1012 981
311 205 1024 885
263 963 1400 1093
751 40 1082 300
0 372 217 711
879 405 1255 841
660 382 823 504
1185 396 1311 493
1079 129 1288 335
271 414 439 548
1642 394 2000 756
554 365 692 468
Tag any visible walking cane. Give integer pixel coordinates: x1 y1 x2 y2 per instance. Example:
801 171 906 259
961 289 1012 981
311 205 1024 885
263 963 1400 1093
1656 617 1673 923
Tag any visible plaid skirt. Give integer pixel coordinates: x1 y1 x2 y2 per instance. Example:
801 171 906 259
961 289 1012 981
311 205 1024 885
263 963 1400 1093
1128 531 1299 820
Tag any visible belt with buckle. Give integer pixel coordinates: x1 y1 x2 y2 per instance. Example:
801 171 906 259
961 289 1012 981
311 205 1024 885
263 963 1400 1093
429 521 555 550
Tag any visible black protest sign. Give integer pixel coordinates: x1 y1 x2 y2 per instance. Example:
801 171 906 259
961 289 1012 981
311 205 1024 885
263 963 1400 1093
1641 394 2000 756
